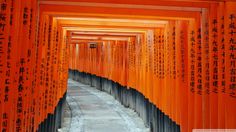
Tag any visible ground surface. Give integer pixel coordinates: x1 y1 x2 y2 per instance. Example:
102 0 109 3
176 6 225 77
58 79 149 132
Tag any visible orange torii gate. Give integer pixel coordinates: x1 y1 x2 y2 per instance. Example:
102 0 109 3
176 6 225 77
0 0 236 132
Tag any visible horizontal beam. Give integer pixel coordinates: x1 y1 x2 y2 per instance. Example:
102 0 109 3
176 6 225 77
39 0 215 8
56 19 166 28
71 36 130 40
40 4 201 20
59 23 165 29
71 31 139 36
71 33 137 37
64 27 148 33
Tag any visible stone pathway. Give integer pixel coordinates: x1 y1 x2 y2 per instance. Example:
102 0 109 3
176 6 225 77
59 79 149 132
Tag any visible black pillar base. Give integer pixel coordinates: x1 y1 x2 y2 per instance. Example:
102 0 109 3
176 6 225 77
36 93 67 132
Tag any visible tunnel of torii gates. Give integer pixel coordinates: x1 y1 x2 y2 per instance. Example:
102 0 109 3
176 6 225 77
0 0 236 132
